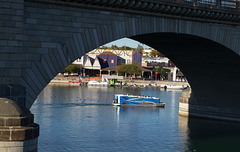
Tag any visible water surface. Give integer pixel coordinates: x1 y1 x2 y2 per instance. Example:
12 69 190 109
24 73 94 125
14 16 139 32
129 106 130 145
31 84 240 152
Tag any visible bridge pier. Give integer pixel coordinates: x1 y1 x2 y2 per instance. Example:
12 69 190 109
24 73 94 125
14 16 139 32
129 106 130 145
179 88 240 122
179 88 196 117
0 85 39 152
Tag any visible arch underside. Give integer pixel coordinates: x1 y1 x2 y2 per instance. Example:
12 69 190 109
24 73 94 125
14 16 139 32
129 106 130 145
131 33 240 117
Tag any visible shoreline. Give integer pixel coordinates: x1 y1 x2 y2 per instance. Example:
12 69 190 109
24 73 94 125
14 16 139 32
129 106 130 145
50 76 189 87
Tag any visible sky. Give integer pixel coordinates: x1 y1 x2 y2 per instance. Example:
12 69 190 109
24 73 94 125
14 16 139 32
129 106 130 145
103 37 150 49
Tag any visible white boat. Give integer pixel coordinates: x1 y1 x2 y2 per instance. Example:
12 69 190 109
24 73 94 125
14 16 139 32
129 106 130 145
88 78 109 86
162 84 187 89
88 80 108 86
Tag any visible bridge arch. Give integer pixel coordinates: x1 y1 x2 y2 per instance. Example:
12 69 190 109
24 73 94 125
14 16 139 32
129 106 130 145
0 0 239 119
131 33 240 120
2 1 240 151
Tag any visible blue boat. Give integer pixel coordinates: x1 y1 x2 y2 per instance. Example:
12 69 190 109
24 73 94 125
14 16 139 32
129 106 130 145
113 94 165 107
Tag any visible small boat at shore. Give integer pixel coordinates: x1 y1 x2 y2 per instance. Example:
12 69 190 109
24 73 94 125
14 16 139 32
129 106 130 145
113 94 165 107
162 84 187 89
88 80 108 86
69 77 87 85
88 77 109 86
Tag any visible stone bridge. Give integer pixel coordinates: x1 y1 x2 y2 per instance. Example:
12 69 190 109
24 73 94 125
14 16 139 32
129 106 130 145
0 0 240 151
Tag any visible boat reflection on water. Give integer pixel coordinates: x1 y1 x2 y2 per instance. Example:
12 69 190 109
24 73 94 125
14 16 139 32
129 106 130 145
113 105 163 124
87 85 108 89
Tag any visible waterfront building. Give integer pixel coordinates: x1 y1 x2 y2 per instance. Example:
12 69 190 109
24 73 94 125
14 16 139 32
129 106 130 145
142 48 154 57
99 52 118 67
132 51 142 67
75 48 144 67
71 47 180 80
82 55 109 77
83 56 94 70
117 53 132 65
72 55 88 65
88 48 133 65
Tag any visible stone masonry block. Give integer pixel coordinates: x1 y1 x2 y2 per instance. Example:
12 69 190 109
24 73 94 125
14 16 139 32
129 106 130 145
41 42 57 48
0 85 10 97
48 51 61 72
51 48 65 71
44 54 58 75
10 3 24 10
25 69 44 91
30 63 48 88
40 57 54 80
34 62 50 83
0 69 21 77
8 85 26 97
26 18 37 24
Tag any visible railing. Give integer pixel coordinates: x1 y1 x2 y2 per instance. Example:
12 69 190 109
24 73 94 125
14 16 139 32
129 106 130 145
154 0 240 10
56 0 240 12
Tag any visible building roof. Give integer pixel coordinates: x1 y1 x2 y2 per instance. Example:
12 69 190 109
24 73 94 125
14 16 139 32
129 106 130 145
97 57 109 68
101 66 117 71
141 67 152 72
132 50 142 55
83 56 94 66
99 52 117 56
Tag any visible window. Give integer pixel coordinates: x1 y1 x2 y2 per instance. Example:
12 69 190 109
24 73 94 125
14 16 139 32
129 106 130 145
111 60 114 63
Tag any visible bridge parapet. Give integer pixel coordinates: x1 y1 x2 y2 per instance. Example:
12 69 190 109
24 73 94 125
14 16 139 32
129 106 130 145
153 0 240 10
33 0 240 24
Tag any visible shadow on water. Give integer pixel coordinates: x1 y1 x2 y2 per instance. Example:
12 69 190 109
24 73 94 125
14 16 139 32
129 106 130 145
180 116 240 152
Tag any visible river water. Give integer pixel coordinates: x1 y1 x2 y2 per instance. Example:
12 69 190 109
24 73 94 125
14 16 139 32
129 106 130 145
31 84 240 152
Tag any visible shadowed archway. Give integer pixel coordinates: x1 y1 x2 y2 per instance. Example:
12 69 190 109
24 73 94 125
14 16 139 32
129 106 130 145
131 33 240 120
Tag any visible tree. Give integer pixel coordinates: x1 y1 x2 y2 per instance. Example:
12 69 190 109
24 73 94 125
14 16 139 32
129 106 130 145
137 44 144 53
150 49 164 57
126 64 142 76
116 64 126 76
153 67 166 80
119 46 133 50
111 45 135 50
62 64 82 74
111 45 119 50
117 64 142 77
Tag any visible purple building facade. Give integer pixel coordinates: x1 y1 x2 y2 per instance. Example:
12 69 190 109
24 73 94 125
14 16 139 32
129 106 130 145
132 51 142 67
99 52 118 67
